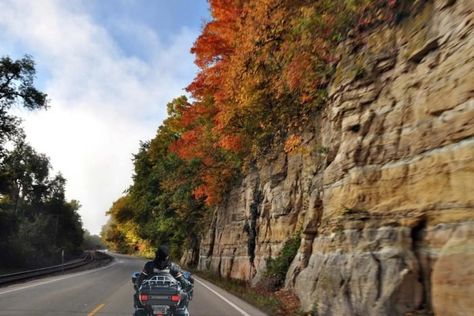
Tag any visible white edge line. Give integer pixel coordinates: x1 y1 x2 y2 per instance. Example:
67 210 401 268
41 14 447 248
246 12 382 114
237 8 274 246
0 260 116 296
194 277 252 316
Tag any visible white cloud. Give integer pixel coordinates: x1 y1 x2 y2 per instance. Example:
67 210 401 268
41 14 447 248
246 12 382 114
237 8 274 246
0 0 199 234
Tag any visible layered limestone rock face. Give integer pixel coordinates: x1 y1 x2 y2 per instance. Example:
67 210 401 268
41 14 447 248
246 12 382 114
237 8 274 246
192 1 474 314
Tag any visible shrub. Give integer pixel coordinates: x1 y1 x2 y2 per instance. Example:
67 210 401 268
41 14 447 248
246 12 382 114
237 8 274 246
264 233 301 289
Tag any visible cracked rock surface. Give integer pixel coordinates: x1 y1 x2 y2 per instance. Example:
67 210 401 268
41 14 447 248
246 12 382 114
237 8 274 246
184 1 474 314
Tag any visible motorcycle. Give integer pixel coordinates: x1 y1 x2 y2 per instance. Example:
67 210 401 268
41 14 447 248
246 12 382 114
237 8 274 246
132 270 193 316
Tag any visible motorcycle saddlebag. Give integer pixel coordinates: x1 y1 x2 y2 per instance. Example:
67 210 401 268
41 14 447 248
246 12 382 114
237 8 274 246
139 286 181 308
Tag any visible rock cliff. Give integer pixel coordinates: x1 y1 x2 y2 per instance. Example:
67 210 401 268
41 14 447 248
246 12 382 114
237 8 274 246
189 1 474 314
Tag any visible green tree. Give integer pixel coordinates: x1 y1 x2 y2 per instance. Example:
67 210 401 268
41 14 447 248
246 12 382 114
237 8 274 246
0 55 48 156
82 230 105 250
0 55 83 269
0 138 84 268
0 136 50 214
103 97 207 263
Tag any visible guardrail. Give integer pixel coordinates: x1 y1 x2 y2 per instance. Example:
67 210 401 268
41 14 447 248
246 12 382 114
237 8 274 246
0 252 95 285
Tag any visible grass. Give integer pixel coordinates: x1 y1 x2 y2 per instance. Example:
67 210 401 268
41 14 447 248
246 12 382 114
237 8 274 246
193 269 303 316
191 235 304 315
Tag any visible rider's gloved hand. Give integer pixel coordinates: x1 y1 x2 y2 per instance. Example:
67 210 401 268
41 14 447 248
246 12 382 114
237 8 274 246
179 276 193 292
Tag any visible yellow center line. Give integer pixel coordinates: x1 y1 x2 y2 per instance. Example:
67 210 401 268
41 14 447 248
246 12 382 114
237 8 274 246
87 303 105 316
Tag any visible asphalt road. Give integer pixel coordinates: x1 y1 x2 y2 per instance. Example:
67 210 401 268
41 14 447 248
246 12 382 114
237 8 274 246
0 253 267 316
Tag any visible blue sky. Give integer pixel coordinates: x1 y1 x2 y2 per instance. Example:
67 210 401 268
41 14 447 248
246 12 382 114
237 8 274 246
0 0 210 234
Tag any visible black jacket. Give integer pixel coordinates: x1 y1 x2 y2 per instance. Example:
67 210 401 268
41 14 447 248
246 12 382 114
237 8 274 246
136 261 192 291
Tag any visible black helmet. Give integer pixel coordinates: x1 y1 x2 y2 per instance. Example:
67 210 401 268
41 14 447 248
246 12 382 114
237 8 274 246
154 245 170 269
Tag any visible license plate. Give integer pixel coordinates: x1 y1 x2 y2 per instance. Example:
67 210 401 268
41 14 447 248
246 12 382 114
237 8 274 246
152 305 168 313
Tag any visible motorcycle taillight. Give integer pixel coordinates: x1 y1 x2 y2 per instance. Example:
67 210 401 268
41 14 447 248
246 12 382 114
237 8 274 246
171 294 181 302
139 293 149 302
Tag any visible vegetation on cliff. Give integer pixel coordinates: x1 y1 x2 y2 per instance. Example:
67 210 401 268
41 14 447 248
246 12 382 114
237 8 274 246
265 233 301 289
103 0 421 259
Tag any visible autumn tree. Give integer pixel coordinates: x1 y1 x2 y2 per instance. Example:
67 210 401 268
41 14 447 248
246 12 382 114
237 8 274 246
103 97 209 261
104 0 421 262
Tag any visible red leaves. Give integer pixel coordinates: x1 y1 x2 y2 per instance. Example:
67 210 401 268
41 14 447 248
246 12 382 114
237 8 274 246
192 185 207 201
186 63 226 98
169 128 202 160
187 0 243 98
285 53 312 92
171 1 249 206
191 21 233 69
192 173 220 206
209 0 242 21
219 134 242 152
170 0 405 206
168 98 240 206
192 165 237 206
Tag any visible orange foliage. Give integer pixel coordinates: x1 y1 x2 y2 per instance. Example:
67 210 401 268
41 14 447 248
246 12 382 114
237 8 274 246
284 135 302 153
285 52 313 92
169 128 203 160
218 134 242 152
171 0 410 205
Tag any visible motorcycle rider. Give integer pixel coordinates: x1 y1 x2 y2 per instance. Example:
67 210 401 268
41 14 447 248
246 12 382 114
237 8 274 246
134 245 193 316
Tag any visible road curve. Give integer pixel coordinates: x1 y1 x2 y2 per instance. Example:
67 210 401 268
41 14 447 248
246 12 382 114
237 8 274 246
0 253 267 316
